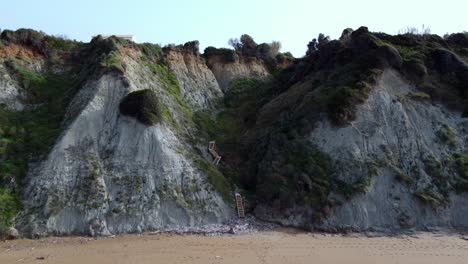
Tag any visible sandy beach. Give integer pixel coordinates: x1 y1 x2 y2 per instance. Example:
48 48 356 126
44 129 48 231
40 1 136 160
1 230 467 264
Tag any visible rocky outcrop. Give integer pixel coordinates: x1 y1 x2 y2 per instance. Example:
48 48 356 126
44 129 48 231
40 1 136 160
0 62 24 110
311 69 468 231
166 47 223 109
205 52 270 92
2 27 467 236
19 47 234 237
0 43 46 110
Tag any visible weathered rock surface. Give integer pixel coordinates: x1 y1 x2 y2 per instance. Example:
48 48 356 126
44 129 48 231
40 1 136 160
19 55 234 236
0 63 24 110
311 69 468 231
206 55 270 92
166 49 223 109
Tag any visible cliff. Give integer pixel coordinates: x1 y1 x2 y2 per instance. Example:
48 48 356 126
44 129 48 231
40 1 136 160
0 27 467 236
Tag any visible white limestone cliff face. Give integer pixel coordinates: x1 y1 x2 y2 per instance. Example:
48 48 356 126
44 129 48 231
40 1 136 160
310 69 468 231
19 55 234 236
0 62 24 110
166 50 223 109
206 56 270 92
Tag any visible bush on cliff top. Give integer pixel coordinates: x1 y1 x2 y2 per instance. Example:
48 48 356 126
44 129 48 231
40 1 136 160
119 89 162 126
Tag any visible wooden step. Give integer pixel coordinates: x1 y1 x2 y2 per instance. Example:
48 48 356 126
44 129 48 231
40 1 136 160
235 193 245 218
207 141 222 166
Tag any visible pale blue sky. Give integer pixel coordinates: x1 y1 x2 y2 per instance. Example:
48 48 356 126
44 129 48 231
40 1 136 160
1 0 467 56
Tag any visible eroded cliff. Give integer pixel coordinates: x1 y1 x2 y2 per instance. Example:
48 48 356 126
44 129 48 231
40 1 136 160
1 27 467 236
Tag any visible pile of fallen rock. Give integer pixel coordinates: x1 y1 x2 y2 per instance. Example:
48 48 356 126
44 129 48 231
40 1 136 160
148 215 278 236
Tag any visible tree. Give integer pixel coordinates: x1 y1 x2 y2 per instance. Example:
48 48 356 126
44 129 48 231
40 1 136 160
228 38 241 50
306 33 330 55
269 41 281 57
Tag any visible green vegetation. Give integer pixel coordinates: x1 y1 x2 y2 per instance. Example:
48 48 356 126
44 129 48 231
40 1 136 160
395 169 414 185
0 62 77 227
101 51 125 73
194 158 231 201
414 189 443 206
409 92 431 100
139 43 163 59
335 176 372 199
435 123 457 146
454 153 468 179
150 64 192 118
119 89 162 126
0 188 18 232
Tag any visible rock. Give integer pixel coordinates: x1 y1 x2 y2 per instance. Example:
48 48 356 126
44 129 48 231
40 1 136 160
18 51 236 236
6 227 19 240
339 28 354 44
376 45 403 68
348 27 380 53
403 60 427 79
446 33 468 47
432 48 468 74
308 69 468 232
351 26 369 37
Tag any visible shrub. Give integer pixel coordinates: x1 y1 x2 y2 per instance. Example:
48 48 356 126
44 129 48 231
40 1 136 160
409 92 431 100
195 158 231 201
454 153 468 179
139 43 162 59
435 123 456 146
0 188 18 229
101 51 125 73
119 89 162 126
414 189 443 205
398 25 431 35
395 169 413 185
269 41 281 57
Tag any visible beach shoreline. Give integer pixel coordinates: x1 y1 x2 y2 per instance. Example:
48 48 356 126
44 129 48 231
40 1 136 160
1 229 468 264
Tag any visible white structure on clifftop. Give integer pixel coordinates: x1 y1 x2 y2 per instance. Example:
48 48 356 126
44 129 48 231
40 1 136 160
94 35 135 41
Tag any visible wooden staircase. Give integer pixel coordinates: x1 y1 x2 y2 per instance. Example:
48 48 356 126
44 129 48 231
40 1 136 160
235 193 245 218
208 141 222 166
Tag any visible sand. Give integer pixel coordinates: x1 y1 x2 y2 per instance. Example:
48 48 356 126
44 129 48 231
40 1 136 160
1 230 468 264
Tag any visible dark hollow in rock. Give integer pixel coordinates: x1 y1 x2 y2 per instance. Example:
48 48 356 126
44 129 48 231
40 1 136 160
119 89 162 126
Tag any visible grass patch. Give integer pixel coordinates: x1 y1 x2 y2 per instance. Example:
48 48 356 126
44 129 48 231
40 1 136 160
0 64 77 227
194 158 231 201
334 176 372 199
0 188 18 230
454 153 468 179
409 92 431 100
435 123 457 147
101 51 125 73
150 64 192 119
414 189 443 206
395 169 414 185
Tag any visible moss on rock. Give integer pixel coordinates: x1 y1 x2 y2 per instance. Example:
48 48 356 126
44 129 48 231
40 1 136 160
119 89 162 126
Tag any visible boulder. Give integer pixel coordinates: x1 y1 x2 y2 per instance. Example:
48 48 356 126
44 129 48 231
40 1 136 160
6 227 19 240
432 48 468 73
403 60 427 80
340 28 354 44
376 45 403 69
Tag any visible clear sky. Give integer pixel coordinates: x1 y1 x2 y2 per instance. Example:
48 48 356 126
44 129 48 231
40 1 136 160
1 0 467 57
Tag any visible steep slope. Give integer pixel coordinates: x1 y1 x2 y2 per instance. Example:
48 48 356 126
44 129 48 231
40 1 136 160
312 69 467 231
213 27 468 231
1 27 467 236
17 38 236 236
0 29 277 237
165 42 223 109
